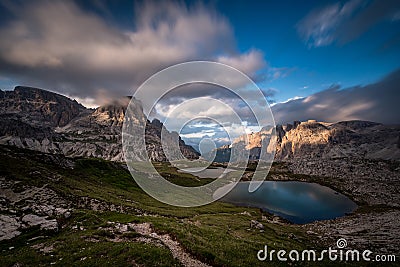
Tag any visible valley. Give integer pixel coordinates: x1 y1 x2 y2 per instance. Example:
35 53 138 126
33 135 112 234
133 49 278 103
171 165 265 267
0 145 399 266
0 145 320 266
0 86 399 266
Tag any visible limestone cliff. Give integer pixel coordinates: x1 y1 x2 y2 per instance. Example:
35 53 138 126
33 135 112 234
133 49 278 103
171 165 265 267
0 86 199 162
210 120 400 162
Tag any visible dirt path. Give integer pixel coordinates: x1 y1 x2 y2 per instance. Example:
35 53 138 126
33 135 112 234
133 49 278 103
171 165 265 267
131 222 211 267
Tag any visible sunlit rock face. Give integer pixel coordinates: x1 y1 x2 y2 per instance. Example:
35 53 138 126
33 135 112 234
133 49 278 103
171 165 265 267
0 86 199 162
209 120 400 162
275 120 400 161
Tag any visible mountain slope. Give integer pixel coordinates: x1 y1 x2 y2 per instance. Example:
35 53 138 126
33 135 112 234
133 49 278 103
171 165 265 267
0 86 85 127
209 120 400 162
0 86 199 161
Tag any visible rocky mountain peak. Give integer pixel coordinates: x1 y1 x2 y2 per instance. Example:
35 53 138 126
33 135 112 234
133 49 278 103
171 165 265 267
151 118 163 129
0 86 199 162
91 98 130 127
209 119 400 162
0 86 85 127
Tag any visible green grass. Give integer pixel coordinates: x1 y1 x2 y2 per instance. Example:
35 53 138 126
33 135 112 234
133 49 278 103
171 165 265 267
1 145 381 266
1 223 181 267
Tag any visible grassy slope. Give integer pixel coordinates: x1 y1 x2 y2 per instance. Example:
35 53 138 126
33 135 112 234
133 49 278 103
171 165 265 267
0 146 354 266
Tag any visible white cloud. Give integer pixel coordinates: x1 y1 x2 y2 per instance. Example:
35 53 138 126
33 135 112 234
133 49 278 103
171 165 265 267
297 0 362 47
217 50 266 79
270 96 305 107
297 0 400 47
69 96 99 109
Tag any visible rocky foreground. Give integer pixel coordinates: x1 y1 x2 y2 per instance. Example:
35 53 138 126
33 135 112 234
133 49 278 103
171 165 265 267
1 145 399 262
286 158 400 207
0 145 326 266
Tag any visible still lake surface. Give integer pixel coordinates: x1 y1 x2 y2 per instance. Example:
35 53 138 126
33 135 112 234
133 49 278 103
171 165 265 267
218 181 357 224
181 167 357 224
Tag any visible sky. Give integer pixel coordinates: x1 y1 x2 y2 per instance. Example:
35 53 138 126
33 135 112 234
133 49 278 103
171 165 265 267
0 0 399 149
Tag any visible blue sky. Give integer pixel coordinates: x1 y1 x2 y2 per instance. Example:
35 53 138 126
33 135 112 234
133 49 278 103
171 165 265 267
214 0 400 102
0 0 399 148
0 0 398 104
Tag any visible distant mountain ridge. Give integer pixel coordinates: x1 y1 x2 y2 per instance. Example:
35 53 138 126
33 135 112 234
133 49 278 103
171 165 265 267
0 86 85 127
207 119 400 162
0 86 199 161
1 86 399 163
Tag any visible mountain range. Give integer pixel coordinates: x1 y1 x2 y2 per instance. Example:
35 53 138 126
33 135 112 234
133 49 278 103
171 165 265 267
0 86 199 162
1 86 399 164
208 119 400 162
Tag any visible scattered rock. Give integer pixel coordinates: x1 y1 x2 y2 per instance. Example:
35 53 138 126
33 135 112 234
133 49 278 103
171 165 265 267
250 220 264 230
0 215 21 241
22 214 58 231
302 210 400 254
239 211 251 216
31 243 55 254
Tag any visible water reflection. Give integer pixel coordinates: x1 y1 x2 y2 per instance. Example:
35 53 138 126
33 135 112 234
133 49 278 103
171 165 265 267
215 181 357 224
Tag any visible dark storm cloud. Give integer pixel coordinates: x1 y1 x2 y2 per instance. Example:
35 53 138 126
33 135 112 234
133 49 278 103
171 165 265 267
0 0 267 106
272 68 400 125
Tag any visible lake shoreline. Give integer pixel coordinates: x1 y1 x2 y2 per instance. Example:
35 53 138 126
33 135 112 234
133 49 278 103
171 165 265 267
216 180 357 224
